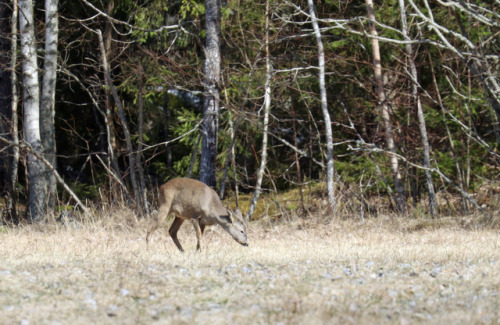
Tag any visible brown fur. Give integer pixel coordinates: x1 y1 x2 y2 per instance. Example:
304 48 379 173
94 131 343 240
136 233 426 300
147 178 248 251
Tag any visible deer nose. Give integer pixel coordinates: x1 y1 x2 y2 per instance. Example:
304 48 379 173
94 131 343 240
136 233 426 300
241 243 249 247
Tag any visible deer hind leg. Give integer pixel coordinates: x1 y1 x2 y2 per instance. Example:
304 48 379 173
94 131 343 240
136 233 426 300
191 219 203 251
169 217 185 252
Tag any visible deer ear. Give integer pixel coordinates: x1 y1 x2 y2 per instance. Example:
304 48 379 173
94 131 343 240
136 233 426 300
220 212 233 224
225 209 235 221
234 208 249 224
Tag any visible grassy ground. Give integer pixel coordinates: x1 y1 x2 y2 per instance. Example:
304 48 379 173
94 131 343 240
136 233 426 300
1 215 499 324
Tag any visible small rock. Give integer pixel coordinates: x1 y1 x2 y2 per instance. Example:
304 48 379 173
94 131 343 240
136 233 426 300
242 266 252 273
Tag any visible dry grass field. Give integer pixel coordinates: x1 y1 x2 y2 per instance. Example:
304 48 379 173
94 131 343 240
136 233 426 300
1 214 499 324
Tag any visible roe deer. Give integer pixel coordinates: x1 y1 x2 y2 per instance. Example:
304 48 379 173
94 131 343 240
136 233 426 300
146 177 248 252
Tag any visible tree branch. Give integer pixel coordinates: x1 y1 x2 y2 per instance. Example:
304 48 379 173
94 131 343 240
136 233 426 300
0 136 92 218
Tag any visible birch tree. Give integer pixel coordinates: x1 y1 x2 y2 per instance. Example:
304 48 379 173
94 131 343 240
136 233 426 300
16 0 61 221
199 0 221 188
40 0 58 209
398 0 437 217
308 0 336 214
365 0 406 214
248 0 272 218
19 0 47 221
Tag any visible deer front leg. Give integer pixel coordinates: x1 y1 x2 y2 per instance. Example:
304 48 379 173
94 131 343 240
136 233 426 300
146 219 158 247
147 204 170 246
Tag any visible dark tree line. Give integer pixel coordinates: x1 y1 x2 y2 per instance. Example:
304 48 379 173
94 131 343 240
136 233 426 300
0 0 499 223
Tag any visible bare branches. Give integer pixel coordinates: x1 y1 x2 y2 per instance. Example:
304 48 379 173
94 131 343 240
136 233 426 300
0 136 92 218
281 0 498 60
348 141 491 220
436 0 500 27
7 0 499 222
98 29 141 214
140 121 202 153
79 0 178 35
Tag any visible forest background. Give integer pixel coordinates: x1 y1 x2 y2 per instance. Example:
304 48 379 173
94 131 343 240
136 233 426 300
0 0 499 224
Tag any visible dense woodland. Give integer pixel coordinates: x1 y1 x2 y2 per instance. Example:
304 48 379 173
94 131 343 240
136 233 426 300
0 0 499 223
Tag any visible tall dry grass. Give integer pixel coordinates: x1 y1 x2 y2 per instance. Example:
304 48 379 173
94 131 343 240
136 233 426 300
1 208 499 324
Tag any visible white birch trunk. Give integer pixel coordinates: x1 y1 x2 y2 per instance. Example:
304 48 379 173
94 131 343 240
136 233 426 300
19 0 47 221
308 0 336 214
365 0 406 214
199 0 221 188
399 0 437 217
40 0 59 208
247 0 271 218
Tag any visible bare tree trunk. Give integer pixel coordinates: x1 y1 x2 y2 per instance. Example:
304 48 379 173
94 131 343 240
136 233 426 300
399 0 437 217
188 134 201 178
219 114 240 199
10 0 19 222
97 29 140 213
104 91 124 199
40 0 58 210
229 117 240 207
247 0 271 219
232 142 240 207
365 0 405 214
428 53 467 213
19 0 47 221
0 0 18 222
162 93 172 167
291 102 305 214
136 74 148 216
0 1 11 195
308 0 336 214
101 0 124 201
199 0 221 189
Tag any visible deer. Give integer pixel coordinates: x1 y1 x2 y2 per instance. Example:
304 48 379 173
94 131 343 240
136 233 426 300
146 177 249 252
